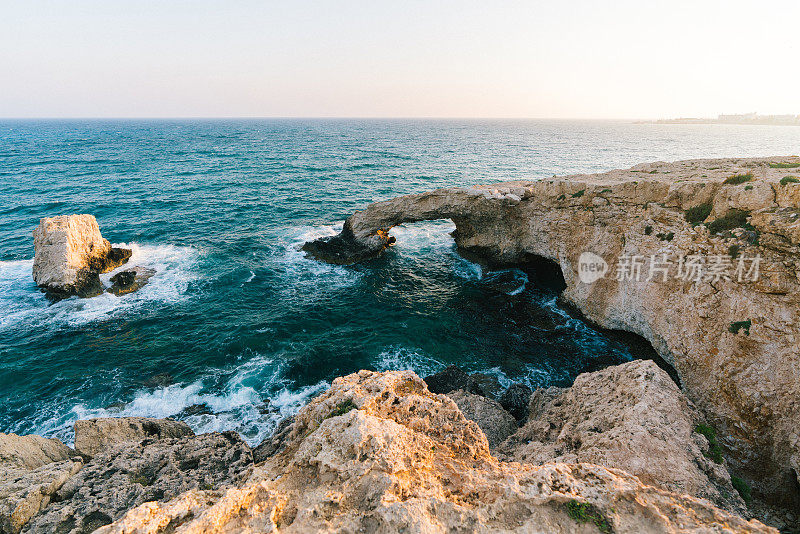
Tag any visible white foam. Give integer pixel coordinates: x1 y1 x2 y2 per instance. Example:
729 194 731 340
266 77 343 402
374 346 445 377
272 224 362 298
0 243 199 331
32 353 329 447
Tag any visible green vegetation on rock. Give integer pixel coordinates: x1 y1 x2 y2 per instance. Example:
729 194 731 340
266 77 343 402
571 189 585 198
769 162 800 169
695 423 723 464
706 209 753 235
731 476 752 504
780 176 799 186
325 399 358 420
729 320 751 336
565 500 612 533
685 203 712 225
723 173 753 185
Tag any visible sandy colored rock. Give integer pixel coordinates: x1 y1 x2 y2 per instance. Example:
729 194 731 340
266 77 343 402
25 431 253 534
497 360 746 514
99 370 773 533
304 157 800 506
73 417 193 459
0 433 81 534
32 214 131 298
446 389 517 447
0 432 72 470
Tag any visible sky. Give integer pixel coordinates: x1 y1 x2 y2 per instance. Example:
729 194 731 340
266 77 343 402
1 0 799 119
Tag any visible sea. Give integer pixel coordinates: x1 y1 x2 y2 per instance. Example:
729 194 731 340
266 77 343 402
1 119 799 446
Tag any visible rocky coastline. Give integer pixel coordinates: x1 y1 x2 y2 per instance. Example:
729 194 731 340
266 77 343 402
4 157 800 532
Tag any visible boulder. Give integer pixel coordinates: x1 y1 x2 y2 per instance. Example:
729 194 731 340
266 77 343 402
32 215 131 299
107 266 155 296
0 433 81 534
446 390 517 447
422 365 470 394
498 382 533 423
73 417 193 459
24 431 253 534
496 360 748 515
100 370 773 533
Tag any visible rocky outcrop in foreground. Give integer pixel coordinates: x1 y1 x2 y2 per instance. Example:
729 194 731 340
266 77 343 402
303 157 800 508
97 369 772 533
32 214 132 299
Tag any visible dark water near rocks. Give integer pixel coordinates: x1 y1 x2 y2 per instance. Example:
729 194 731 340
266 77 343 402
2 119 799 445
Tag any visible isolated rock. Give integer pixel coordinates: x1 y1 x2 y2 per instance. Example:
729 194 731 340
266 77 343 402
25 432 253 534
73 417 193 459
304 156 800 506
497 360 747 514
0 433 81 534
498 382 533 423
446 390 517 447
32 214 131 299
107 266 155 296
100 370 773 533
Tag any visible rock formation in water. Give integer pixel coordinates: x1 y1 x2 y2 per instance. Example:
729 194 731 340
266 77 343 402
32 214 132 299
303 156 800 509
97 370 773 533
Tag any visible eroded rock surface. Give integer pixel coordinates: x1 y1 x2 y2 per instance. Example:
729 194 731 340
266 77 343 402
304 157 800 506
497 360 747 515
25 432 253 534
0 433 82 534
446 389 517 447
100 370 773 533
32 214 131 299
74 417 194 459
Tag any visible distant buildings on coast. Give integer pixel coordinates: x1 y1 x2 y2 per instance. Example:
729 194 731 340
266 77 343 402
643 113 800 126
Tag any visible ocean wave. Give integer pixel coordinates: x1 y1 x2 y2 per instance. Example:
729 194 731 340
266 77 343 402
0 242 199 331
374 346 445 377
272 224 363 298
27 353 329 447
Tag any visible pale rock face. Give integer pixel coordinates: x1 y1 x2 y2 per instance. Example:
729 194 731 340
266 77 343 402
0 433 82 534
73 417 194 459
497 360 746 514
446 389 517 447
25 431 254 534
32 214 131 298
99 370 774 533
303 157 800 506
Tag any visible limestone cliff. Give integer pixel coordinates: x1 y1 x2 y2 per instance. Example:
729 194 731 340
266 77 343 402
303 157 800 507
99 370 773 533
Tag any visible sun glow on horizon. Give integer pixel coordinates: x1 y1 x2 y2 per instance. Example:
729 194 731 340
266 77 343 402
2 0 799 119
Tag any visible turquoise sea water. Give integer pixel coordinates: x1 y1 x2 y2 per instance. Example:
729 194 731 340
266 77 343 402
2 119 799 445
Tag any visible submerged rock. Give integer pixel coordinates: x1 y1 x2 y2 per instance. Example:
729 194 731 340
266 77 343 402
107 266 155 296
100 370 773 533
25 431 253 534
303 156 800 506
32 214 131 299
73 417 193 459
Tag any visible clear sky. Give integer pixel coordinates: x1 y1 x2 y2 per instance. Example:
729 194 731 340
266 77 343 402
2 0 798 119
